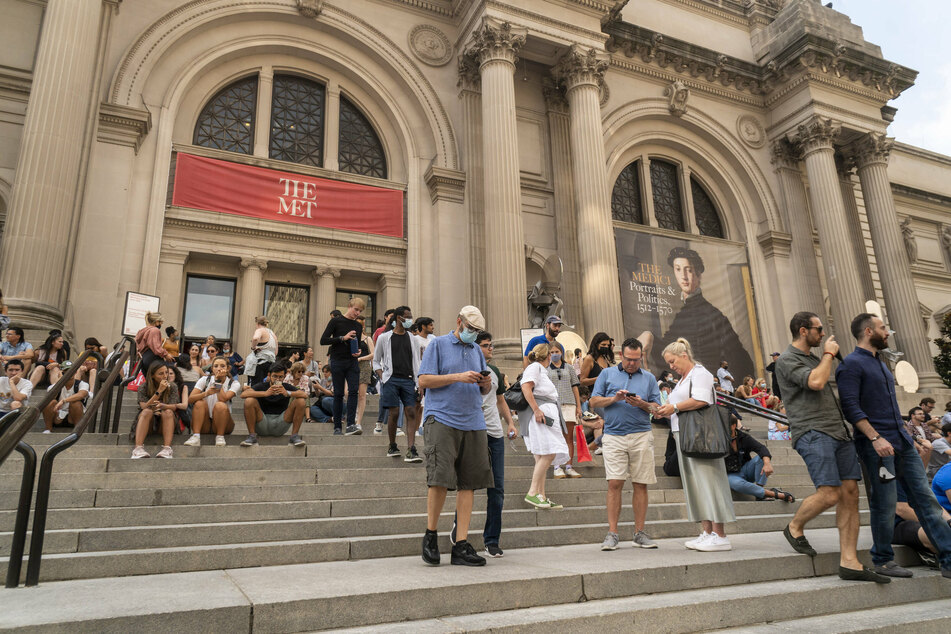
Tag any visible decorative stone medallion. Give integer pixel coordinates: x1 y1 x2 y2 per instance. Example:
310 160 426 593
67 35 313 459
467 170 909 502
599 81 610 107
737 114 766 149
409 24 453 67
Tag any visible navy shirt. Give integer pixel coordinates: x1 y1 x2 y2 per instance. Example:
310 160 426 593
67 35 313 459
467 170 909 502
419 331 487 431
835 347 913 447
591 365 661 435
524 334 564 358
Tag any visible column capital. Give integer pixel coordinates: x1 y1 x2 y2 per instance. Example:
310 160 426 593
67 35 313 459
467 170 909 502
757 230 793 259
240 257 268 273
552 44 609 93
542 82 569 115
835 153 857 180
313 265 341 280
465 18 526 68
847 132 894 169
788 116 842 157
769 138 801 169
424 164 466 204
457 54 481 92
158 248 190 266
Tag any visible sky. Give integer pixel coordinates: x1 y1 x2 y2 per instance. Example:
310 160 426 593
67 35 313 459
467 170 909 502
832 0 951 155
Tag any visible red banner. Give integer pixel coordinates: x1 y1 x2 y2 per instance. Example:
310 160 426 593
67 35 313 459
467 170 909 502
171 153 403 237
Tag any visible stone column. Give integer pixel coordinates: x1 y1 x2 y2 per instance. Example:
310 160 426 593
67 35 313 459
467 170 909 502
837 157 876 300
0 0 109 328
850 133 945 387
236 258 267 356
458 55 486 310
313 266 340 332
465 19 527 354
770 140 825 317
253 65 274 158
789 116 864 353
553 45 624 341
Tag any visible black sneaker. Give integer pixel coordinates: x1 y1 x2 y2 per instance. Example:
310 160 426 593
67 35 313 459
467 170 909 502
484 544 504 558
386 443 401 458
405 446 422 463
422 529 440 565
451 540 486 566
333 427 343 436
345 424 362 436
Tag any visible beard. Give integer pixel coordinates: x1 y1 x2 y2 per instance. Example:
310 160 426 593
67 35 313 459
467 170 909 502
869 333 888 350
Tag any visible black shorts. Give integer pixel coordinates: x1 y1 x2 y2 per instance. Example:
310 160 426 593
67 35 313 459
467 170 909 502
422 417 494 491
892 520 924 550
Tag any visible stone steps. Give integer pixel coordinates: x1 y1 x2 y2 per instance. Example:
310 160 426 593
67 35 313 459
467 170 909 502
711 599 951 633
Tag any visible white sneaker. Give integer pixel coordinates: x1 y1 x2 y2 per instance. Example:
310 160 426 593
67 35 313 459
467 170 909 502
564 465 582 478
131 446 150 459
215 435 226 447
374 423 383 435
42 430 51 434
553 466 566 479
396 429 405 437
695 534 732 552
155 446 173 459
684 532 711 550
184 433 201 447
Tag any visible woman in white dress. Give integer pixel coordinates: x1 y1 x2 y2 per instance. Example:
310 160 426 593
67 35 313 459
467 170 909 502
654 337 736 551
521 343 570 509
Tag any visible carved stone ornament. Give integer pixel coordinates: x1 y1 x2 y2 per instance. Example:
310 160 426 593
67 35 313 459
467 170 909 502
552 45 610 91
599 81 610 107
240 257 268 273
296 0 323 18
849 132 893 168
900 217 918 265
408 24 453 67
466 19 526 67
736 114 766 149
457 54 481 91
664 80 689 117
769 138 801 168
788 116 841 156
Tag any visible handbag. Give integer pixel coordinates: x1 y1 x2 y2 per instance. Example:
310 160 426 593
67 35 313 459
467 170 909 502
503 376 527 411
678 378 731 459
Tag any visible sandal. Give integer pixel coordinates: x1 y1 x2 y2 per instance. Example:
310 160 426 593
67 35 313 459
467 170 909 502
770 488 795 503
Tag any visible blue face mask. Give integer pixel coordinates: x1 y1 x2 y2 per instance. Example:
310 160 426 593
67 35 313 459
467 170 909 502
459 328 478 344
551 353 562 364
402 318 414 329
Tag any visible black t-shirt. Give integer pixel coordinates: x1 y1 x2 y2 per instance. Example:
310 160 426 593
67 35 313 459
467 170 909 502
251 381 297 415
319 315 363 362
390 332 413 380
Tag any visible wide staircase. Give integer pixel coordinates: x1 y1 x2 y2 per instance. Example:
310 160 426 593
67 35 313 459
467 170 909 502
0 391 948 632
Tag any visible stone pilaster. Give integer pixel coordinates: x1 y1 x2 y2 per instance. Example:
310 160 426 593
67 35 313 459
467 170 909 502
458 54 486 310
253 66 274 158
553 45 624 341
848 133 945 387
788 116 864 353
236 258 268 356
0 0 110 329
465 18 527 353
313 266 340 336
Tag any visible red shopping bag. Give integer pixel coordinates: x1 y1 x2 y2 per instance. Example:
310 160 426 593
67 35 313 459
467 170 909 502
575 425 592 463
126 369 145 392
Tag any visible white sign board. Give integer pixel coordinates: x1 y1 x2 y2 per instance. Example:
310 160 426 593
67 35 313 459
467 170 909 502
122 292 161 337
520 328 543 356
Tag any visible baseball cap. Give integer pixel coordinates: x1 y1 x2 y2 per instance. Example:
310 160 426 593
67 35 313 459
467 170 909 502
459 305 486 330
770 351 780 357
545 315 564 325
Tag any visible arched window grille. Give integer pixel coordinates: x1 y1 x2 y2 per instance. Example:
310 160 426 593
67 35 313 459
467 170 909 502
611 161 643 225
193 76 258 154
338 96 387 179
691 177 724 238
269 74 326 166
650 159 684 232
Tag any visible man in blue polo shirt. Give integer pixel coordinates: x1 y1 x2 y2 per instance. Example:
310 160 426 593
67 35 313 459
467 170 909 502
837 312 951 580
589 338 661 551
523 315 565 368
418 305 494 567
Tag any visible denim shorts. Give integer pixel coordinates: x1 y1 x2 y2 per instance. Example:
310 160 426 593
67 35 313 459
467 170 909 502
794 429 861 487
380 376 418 409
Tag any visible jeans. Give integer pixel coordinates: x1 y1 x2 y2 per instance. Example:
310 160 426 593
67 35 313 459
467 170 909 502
309 397 343 423
727 455 768 500
855 435 951 569
330 358 359 429
452 434 505 547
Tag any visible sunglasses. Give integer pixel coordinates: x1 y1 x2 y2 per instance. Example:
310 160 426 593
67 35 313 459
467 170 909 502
479 343 494 349
807 325 824 333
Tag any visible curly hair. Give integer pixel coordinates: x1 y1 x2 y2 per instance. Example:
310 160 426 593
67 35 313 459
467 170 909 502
666 247 705 274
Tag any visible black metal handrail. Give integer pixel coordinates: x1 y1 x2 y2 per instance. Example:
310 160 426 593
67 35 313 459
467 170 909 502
21 345 130 586
94 336 137 434
716 391 788 425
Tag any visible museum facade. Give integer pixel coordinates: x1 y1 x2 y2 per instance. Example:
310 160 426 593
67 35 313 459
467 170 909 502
1 0 950 384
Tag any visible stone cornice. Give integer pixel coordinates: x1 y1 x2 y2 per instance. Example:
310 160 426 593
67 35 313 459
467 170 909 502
757 230 793 258
424 165 466 204
553 44 609 92
97 102 151 153
0 67 31 100
890 183 951 209
893 142 951 169
295 0 323 18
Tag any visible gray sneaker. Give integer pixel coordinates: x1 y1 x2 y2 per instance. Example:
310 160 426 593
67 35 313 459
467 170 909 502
633 531 658 549
601 532 620 551
873 561 913 577
288 434 306 447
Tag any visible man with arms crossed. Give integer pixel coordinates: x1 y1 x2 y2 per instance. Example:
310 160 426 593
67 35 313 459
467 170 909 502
836 312 951 579
776 311 888 583
419 306 494 567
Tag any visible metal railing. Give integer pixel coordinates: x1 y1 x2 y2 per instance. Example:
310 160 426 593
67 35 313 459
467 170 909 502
95 336 137 434
715 391 788 426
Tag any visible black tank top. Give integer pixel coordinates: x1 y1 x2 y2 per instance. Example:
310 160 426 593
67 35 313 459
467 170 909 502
587 355 604 379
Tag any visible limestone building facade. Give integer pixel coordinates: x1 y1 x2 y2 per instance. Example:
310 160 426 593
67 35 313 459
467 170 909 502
1 0 950 385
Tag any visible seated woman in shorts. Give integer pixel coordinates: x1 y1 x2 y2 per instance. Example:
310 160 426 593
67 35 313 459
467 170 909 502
131 362 180 459
184 356 240 447
42 372 90 432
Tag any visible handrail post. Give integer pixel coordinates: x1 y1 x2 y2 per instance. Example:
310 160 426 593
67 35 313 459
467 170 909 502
5 441 36 588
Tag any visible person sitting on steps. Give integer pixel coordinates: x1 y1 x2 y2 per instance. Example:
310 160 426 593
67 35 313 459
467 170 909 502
240 360 307 447
185 356 240 447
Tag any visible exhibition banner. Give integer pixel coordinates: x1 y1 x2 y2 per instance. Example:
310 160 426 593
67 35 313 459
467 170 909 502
615 226 760 380
171 152 404 237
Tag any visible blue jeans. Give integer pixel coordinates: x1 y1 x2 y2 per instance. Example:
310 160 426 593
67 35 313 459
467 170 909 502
330 358 359 429
453 434 505 547
727 455 769 500
855 435 951 569
310 397 343 423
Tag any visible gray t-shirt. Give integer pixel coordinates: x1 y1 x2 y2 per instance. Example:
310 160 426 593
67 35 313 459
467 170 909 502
775 344 851 447
481 364 504 439
929 437 951 479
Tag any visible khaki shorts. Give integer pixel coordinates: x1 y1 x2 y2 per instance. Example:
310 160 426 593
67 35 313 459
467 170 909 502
561 404 577 424
602 431 656 484
257 411 291 437
423 417 494 491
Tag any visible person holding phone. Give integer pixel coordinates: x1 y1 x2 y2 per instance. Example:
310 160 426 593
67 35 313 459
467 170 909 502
240 360 308 447
319 297 365 436
185 356 240 447
520 342 570 509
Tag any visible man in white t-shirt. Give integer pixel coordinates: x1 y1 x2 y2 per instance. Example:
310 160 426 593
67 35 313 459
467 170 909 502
42 373 89 432
185 356 240 447
716 361 735 394
928 423 951 480
0 360 33 414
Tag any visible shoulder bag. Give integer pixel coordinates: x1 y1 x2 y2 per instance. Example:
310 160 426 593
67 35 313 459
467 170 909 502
678 377 731 459
503 374 527 411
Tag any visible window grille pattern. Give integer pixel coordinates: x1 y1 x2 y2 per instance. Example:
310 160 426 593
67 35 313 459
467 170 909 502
264 284 309 345
611 161 643 225
650 159 684 232
269 75 325 166
691 177 724 238
193 77 257 154
338 96 387 178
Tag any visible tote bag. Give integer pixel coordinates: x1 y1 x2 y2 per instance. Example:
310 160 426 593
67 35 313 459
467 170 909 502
678 380 731 459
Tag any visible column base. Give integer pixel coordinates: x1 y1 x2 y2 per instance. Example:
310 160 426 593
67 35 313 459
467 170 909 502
915 371 950 391
3 298 65 331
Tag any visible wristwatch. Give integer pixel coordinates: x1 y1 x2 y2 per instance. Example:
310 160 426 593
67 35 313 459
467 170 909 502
673 403 680 414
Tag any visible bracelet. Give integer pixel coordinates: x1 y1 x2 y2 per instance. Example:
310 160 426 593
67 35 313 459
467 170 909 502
870 435 881 442
823 351 835 357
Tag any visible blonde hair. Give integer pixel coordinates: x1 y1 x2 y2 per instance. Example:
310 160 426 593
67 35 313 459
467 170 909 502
145 311 163 326
290 361 306 375
529 343 551 362
662 337 694 361
349 297 366 310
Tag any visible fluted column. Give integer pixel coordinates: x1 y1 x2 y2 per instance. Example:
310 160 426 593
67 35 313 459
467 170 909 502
465 19 527 353
849 133 944 387
236 258 268 356
837 157 876 300
554 45 624 341
0 0 109 328
458 55 486 310
314 266 340 331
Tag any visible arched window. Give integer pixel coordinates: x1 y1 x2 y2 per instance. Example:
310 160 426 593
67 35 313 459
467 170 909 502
269 74 326 166
650 159 684 232
193 76 258 154
338 96 387 179
611 161 643 225
691 177 724 238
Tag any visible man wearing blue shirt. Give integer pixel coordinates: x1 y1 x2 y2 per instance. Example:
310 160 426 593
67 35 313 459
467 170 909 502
523 315 565 368
837 312 951 580
418 305 494 567
589 338 661 551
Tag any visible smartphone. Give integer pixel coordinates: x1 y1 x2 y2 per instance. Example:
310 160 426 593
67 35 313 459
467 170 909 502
543 415 555 427
480 370 491 377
